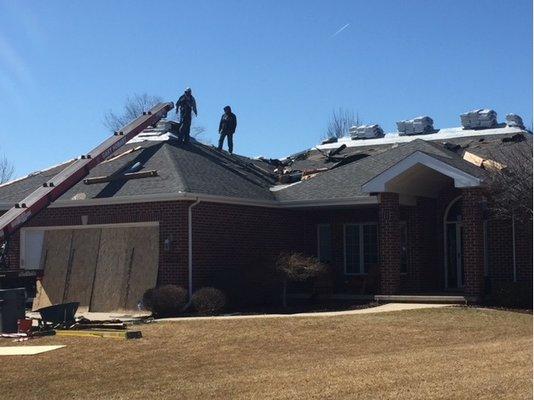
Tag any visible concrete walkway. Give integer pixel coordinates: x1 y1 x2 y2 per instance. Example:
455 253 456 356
158 303 453 322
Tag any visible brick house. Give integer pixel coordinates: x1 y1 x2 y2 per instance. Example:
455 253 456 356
0 121 531 305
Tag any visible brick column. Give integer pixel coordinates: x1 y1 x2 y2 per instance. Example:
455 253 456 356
378 192 401 295
461 188 485 299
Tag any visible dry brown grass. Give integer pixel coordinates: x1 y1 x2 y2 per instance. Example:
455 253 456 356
0 307 531 400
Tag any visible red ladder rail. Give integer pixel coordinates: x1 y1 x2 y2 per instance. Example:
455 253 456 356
0 102 174 242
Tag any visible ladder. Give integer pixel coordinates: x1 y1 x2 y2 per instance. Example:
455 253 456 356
0 102 174 244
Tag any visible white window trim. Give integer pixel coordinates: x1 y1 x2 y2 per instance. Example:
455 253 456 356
343 222 378 276
19 221 159 269
317 224 331 262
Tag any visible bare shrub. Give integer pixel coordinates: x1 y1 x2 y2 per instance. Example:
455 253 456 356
276 253 329 307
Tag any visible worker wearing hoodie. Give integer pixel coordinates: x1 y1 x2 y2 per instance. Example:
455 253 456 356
217 106 237 153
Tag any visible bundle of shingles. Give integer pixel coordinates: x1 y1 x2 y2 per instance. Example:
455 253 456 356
396 116 434 136
505 114 524 129
460 109 497 129
350 124 385 139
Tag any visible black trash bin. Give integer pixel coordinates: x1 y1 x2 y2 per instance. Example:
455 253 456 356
0 288 26 333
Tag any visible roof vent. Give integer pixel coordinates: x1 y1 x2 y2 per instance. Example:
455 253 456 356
505 114 524 129
396 116 434 136
460 109 497 129
350 124 385 140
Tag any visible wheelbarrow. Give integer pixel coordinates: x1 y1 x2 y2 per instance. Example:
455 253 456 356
36 302 79 329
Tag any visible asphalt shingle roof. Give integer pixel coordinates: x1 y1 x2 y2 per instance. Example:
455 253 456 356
0 128 530 206
0 140 277 205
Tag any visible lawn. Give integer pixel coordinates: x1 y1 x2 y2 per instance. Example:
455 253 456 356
0 307 531 400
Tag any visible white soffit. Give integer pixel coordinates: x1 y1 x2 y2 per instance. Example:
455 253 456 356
362 151 481 193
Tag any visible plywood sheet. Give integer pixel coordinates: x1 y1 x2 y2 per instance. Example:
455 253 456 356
33 230 73 309
0 345 66 356
62 229 102 311
32 279 52 311
122 226 159 310
90 228 130 312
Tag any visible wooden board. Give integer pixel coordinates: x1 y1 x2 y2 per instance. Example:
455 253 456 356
122 226 159 310
90 228 130 312
32 225 159 313
33 230 73 310
62 229 102 312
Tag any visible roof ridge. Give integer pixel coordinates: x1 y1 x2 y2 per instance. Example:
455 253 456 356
161 143 190 193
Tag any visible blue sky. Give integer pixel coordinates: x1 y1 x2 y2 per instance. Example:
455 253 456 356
0 0 532 177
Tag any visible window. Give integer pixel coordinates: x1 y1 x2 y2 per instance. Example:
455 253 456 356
317 224 332 263
21 229 44 269
400 222 408 274
344 224 378 274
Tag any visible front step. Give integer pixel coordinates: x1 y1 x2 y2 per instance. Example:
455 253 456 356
374 294 467 304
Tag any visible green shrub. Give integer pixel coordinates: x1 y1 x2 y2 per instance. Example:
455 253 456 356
192 287 227 315
147 285 188 317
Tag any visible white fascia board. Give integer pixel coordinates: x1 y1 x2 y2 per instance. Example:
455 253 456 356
362 151 481 193
0 192 378 211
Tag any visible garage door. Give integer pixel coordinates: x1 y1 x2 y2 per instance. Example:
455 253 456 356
29 224 159 312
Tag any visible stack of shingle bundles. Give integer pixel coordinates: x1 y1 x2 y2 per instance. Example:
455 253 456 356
350 124 385 139
396 116 434 136
460 109 497 129
505 114 524 129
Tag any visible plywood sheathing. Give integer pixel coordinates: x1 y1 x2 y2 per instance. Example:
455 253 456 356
33 226 159 312
62 229 102 312
90 228 131 312
34 230 73 309
122 226 159 310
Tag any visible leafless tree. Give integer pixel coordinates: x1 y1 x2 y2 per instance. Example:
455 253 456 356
486 139 532 222
103 93 164 132
325 108 361 139
276 253 329 308
0 154 14 184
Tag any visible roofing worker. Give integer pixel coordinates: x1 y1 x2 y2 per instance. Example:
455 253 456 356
175 87 197 145
217 106 237 153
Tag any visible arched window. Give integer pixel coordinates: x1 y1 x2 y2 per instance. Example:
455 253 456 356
445 197 462 222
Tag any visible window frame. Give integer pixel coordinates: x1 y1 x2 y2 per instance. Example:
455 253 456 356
343 222 378 275
317 223 332 264
400 221 408 274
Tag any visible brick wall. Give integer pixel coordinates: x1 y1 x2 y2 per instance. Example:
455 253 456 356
378 193 401 295
3 201 191 287
461 188 485 298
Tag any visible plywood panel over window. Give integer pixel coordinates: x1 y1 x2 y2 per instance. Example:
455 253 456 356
28 223 159 312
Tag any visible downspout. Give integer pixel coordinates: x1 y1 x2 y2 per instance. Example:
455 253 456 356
187 198 201 305
512 215 517 283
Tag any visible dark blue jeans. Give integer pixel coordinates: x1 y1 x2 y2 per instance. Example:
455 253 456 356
218 133 233 153
178 118 191 144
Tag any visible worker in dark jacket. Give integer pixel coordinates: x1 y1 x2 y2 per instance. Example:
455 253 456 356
217 106 237 153
175 87 197 144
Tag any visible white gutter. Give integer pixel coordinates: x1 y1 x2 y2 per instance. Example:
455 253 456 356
187 198 201 304
0 192 378 210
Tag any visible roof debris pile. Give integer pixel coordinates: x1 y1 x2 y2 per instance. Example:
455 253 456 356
397 116 434 136
0 108 530 207
505 114 524 129
350 124 385 139
460 109 497 129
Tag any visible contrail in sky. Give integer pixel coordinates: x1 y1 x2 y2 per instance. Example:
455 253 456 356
331 23 350 38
